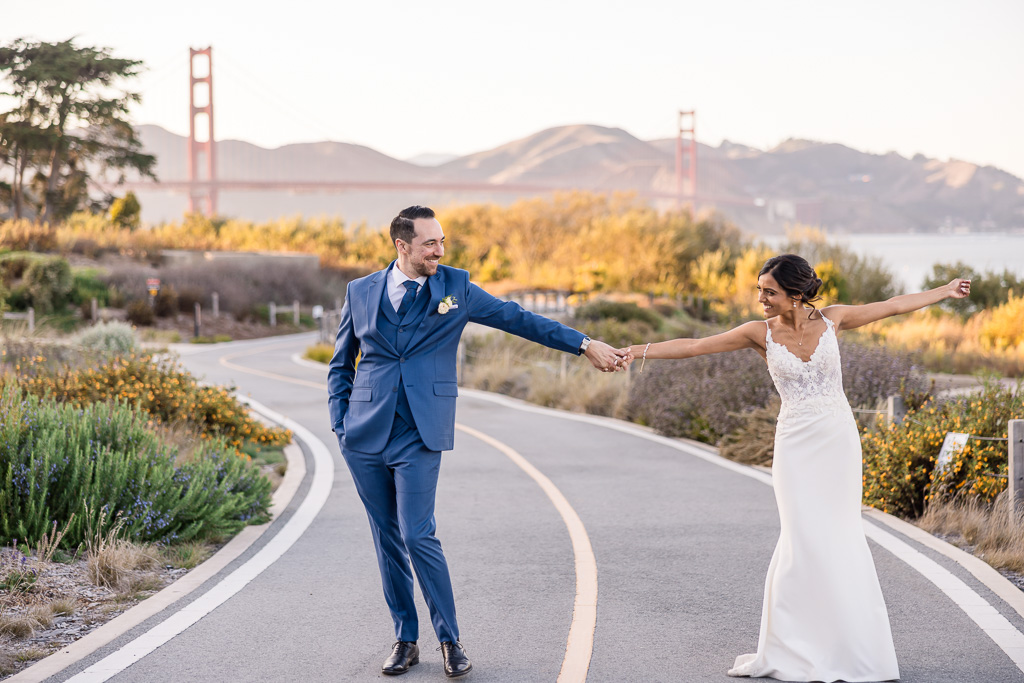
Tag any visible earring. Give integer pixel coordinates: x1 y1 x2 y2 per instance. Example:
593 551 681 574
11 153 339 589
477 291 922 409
793 302 797 307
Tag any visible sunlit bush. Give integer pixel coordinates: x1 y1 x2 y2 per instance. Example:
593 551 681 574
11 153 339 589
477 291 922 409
861 381 1023 518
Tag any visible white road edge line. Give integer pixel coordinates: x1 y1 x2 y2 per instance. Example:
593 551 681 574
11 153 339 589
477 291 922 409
61 398 334 683
8 403 307 683
457 387 1024 674
455 424 597 683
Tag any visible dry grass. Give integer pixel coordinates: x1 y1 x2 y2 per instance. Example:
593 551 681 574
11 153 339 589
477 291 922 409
462 339 634 419
719 398 781 466
35 515 75 563
85 507 159 591
48 598 78 617
157 541 212 570
858 310 1024 377
0 608 49 638
148 420 207 465
918 493 1024 573
304 343 334 364
87 539 159 591
15 646 49 662
0 646 16 676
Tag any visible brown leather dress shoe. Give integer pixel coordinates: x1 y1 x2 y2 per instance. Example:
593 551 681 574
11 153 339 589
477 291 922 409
439 640 473 678
382 641 419 676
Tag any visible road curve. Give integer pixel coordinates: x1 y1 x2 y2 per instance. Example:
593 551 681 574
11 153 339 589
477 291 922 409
37 333 1024 683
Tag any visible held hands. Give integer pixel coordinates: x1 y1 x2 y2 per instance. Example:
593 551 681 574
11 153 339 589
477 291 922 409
584 340 634 373
947 278 971 299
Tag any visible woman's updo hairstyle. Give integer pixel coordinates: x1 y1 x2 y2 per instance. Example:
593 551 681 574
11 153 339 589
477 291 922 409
759 254 823 317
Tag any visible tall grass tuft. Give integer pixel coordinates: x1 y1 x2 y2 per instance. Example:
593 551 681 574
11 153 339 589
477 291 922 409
919 493 1024 574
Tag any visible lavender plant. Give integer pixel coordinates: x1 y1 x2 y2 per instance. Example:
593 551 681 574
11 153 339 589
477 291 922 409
0 384 271 549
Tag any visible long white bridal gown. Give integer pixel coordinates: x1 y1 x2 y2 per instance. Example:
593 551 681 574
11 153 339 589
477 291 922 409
728 314 900 682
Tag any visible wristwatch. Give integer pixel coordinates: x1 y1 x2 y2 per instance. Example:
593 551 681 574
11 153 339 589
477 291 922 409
579 336 592 354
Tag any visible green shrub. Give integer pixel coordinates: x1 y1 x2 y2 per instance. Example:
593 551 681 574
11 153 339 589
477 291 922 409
0 252 34 282
74 321 138 355
861 380 1023 518
153 284 179 318
70 268 110 307
574 299 662 327
125 300 154 326
0 385 272 547
24 256 73 314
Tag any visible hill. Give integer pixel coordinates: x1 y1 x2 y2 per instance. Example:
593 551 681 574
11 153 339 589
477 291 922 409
128 124 1024 234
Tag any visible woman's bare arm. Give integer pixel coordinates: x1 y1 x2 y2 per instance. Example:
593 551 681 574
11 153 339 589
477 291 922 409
628 321 766 361
823 278 971 331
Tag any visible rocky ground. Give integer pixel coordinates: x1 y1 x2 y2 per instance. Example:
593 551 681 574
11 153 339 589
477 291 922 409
0 458 282 679
0 550 194 678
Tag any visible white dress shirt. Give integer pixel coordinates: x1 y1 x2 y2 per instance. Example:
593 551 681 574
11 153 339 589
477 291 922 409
388 266 428 312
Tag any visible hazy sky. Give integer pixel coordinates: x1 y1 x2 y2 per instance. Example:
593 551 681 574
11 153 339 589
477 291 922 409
5 0 1024 177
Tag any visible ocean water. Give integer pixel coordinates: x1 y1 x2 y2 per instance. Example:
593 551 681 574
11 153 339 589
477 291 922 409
760 232 1024 293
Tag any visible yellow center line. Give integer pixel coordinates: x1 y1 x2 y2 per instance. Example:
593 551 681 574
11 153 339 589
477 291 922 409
218 342 597 682
219 342 331 390
454 424 597 683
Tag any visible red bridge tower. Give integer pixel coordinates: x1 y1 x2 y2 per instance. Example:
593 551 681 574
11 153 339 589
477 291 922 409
676 110 696 209
187 47 217 216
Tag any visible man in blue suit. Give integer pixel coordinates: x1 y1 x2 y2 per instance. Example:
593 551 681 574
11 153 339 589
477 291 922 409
328 205 627 678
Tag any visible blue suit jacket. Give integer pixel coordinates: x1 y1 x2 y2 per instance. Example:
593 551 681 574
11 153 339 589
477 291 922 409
327 263 586 453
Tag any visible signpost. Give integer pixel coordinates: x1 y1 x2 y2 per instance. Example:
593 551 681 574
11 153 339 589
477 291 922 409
146 278 160 307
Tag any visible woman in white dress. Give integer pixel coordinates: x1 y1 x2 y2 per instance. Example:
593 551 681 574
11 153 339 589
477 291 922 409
627 254 971 683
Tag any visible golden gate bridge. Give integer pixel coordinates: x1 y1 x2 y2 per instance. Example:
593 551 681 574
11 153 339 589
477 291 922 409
119 47 767 219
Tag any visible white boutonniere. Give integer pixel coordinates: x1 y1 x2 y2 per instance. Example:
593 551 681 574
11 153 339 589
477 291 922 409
438 295 458 315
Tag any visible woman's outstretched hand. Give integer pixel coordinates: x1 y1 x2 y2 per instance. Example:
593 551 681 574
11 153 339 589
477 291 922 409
948 278 972 299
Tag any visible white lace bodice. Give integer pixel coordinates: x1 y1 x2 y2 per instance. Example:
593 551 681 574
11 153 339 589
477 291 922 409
765 315 849 422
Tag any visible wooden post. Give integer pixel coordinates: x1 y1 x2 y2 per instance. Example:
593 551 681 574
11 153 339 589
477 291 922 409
212 292 219 318
887 395 907 425
91 297 98 321
293 299 300 325
269 302 277 327
1010 420 1024 524
194 302 202 339
27 307 34 333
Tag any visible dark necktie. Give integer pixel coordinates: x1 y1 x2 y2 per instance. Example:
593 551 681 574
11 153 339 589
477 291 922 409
397 280 419 318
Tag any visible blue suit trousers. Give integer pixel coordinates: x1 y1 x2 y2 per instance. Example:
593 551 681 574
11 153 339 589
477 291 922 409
339 415 459 643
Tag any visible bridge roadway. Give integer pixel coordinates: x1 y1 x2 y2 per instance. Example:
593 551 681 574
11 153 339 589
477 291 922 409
27 333 1024 682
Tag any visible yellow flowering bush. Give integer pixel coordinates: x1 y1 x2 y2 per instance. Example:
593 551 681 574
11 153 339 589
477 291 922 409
13 352 291 452
861 381 1023 518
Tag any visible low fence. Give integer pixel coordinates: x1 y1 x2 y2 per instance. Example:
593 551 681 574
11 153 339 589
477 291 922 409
1 307 34 332
268 300 301 327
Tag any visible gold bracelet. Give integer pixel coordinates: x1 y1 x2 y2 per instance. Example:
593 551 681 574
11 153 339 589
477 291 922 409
640 342 651 374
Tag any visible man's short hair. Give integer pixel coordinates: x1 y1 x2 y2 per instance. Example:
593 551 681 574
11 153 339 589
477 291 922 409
390 206 435 244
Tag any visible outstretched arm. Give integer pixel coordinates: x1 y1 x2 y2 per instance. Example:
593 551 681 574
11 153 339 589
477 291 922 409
823 278 971 331
466 282 627 371
627 321 766 362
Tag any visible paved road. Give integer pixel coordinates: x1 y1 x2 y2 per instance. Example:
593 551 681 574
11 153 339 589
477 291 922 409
40 333 1024 682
